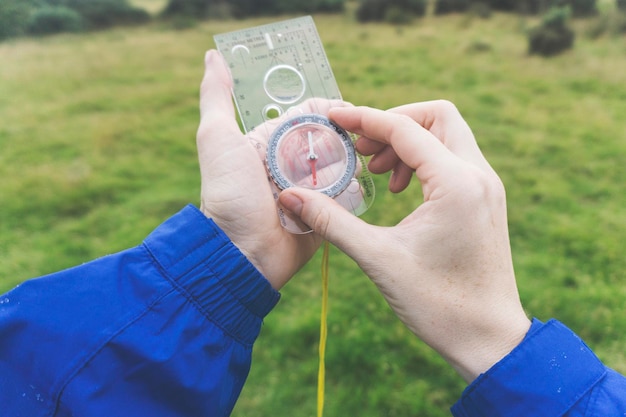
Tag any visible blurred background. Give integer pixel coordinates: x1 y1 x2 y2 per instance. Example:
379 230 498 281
1 0 625 415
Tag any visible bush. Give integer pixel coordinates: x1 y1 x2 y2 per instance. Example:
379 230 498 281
356 0 385 21
65 0 150 29
163 0 345 19
469 2 492 18
615 13 626 34
287 0 345 13
385 6 413 23
484 0 518 11
162 0 208 17
27 6 84 35
541 5 572 29
486 0 595 15
529 25 575 55
586 7 626 38
316 0 346 12
262 0 345 14
619 0 626 12
567 0 597 16
528 6 575 56
0 0 32 40
356 0 426 22
0 0 150 41
435 0 472 14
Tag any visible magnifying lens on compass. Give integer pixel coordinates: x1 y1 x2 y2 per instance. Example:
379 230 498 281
266 114 357 197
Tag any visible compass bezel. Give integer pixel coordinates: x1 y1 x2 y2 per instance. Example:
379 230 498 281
266 114 357 198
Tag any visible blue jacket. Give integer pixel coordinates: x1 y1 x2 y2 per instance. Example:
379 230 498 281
451 319 626 416
1 205 624 416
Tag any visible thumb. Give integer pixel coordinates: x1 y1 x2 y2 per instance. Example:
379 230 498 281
197 50 242 153
279 188 375 261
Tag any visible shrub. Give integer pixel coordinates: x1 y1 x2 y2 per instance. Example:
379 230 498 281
528 25 575 55
586 9 626 38
27 5 84 35
356 0 386 21
163 0 345 19
567 0 597 16
0 0 150 41
435 0 472 14
486 0 595 15
163 0 220 18
528 6 575 56
469 2 492 18
65 0 150 29
385 6 413 23
356 0 426 22
615 13 626 34
541 5 573 30
0 0 32 40
316 0 346 12
286 0 345 13
484 0 518 11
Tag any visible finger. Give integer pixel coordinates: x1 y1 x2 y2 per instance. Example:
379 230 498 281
329 106 455 182
359 140 415 192
388 161 414 193
388 100 491 170
278 188 378 263
198 50 240 137
367 144 400 174
355 136 387 156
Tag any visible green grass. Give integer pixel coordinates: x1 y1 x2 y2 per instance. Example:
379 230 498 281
1 10 626 416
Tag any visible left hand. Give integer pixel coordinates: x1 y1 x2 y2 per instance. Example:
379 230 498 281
196 50 340 289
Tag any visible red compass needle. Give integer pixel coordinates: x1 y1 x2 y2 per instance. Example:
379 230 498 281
307 131 319 186
308 157 318 186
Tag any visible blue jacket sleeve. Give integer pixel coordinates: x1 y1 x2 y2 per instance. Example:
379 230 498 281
0 204 280 417
451 318 626 417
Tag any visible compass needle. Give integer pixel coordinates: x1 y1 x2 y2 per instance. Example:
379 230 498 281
307 131 319 186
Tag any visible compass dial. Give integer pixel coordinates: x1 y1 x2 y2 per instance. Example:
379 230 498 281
266 114 357 198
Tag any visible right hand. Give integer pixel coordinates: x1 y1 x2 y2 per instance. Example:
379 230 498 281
279 101 531 383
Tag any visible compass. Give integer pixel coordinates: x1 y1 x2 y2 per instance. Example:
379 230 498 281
266 114 357 198
215 17 374 234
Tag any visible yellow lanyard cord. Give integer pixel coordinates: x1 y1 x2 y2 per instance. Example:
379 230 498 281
317 241 330 417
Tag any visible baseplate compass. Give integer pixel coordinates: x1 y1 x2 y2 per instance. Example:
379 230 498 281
214 16 374 234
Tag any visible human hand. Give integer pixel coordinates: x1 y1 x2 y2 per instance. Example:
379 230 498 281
279 101 531 382
197 50 345 289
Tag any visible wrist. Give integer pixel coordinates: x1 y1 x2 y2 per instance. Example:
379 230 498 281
447 313 531 383
198 202 301 291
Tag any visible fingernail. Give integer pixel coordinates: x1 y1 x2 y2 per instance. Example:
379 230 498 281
205 50 214 65
280 192 303 216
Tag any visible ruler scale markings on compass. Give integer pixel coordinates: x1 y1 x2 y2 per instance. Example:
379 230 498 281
214 16 341 132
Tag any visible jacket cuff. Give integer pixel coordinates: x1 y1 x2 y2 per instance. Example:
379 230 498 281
143 204 280 346
451 319 606 417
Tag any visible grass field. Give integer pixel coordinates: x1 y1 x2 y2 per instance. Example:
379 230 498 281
1 7 625 416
